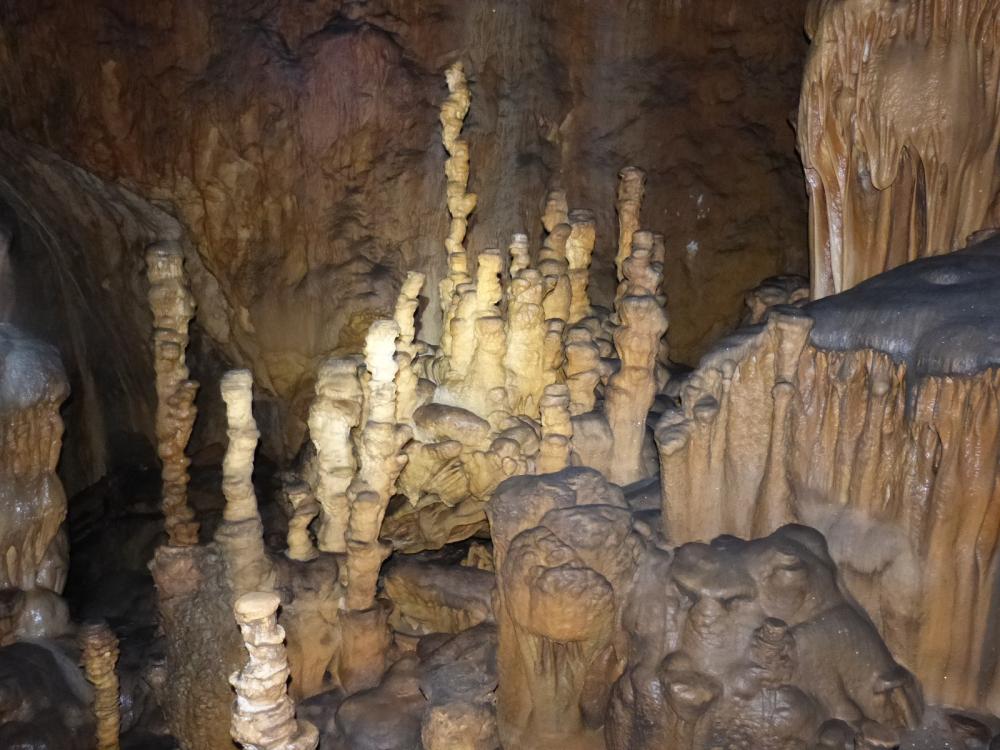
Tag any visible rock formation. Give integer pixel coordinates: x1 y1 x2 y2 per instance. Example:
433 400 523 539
79 620 121 750
216 369 277 599
658 234 1000 713
230 591 319 750
800 0 1000 297
0 324 70 641
146 242 200 547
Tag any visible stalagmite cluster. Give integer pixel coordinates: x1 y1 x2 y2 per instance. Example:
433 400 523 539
658 235 1000 713
146 241 200 547
79 620 121 750
799 0 1000 297
230 591 319 750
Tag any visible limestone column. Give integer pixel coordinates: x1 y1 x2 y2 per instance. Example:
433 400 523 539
80 620 121 750
230 592 319 750
146 242 199 547
215 370 276 598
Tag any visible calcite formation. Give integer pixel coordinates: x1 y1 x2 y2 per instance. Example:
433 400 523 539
146 241 199 547
216 370 276 599
488 470 920 750
308 358 363 554
230 591 319 750
658 235 1000 713
800 0 1000 297
0 324 70 641
79 620 121 750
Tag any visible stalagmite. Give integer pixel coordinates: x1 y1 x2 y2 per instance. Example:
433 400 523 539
566 209 596 324
146 241 199 547
230 592 319 750
538 384 572 473
309 359 362 554
563 326 603 415
216 369 276 598
80 620 121 750
508 233 530 278
504 269 547 416
394 271 426 425
438 61 476 323
283 479 319 562
615 166 646 282
799 0 1000 297
345 320 411 611
542 189 569 233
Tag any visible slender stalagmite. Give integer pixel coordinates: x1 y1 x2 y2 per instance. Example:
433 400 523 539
216 370 276 598
563 326 603 415
230 592 319 750
394 271 426 425
615 167 646 282
283 479 319 562
80 621 121 750
504 270 547 416
309 359 362 554
146 242 199 546
538 384 573 473
509 233 531 278
438 61 477 337
345 321 412 611
566 210 596 324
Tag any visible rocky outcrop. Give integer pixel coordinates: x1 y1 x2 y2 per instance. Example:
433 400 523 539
657 235 1000 712
800 0 1000 297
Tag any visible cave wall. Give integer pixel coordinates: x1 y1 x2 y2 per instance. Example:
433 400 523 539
0 0 809 477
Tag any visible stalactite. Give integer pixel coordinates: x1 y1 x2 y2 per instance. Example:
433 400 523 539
80 620 121 750
146 242 199 547
229 592 319 750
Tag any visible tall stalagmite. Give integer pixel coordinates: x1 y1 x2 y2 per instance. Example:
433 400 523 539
146 242 199 546
216 370 276 599
80 620 121 750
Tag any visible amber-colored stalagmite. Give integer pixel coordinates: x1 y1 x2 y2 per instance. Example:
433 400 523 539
656 244 1000 711
394 271 428 425
230 592 319 750
614 167 646 285
308 359 363 554
216 370 276 599
146 242 199 546
80 621 121 750
799 0 1000 297
438 60 477 335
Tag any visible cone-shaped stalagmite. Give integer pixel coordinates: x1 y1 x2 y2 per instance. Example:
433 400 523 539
146 242 199 546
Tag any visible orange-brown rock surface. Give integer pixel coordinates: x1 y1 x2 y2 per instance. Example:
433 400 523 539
658 236 1000 713
800 0 1000 297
